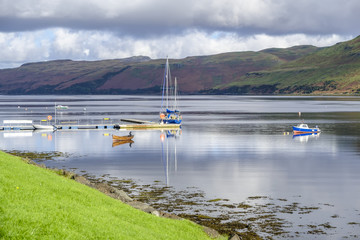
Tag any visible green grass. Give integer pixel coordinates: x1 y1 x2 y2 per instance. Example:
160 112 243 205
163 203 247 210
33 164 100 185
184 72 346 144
0 151 219 240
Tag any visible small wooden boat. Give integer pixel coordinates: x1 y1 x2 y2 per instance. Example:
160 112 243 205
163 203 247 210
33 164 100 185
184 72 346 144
112 132 134 141
292 123 320 134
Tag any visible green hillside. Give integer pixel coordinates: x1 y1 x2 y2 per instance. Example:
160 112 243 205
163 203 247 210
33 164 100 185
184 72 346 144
0 36 359 95
260 45 321 61
217 36 360 94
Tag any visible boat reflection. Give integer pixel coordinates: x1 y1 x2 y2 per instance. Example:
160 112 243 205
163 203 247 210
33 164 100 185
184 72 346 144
112 140 134 148
165 129 182 138
33 129 55 141
160 129 181 186
293 132 320 143
2 131 33 138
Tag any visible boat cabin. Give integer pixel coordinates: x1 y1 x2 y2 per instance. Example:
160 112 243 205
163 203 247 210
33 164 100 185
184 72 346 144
297 124 309 128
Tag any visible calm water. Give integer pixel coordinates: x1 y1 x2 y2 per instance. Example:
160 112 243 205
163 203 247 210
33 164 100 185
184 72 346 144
1 95 360 239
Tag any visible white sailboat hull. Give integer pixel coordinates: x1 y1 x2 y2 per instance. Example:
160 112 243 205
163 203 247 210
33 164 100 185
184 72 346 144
33 124 56 130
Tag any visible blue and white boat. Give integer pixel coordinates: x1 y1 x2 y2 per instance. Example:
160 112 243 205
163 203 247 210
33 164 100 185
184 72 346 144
292 123 320 134
160 57 182 125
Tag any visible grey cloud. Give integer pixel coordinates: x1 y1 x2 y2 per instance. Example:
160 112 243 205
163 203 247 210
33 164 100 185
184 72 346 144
0 0 358 69
1 0 360 37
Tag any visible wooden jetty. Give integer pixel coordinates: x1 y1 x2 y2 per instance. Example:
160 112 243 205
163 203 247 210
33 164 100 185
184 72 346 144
0 120 35 130
0 126 35 130
1 119 181 131
120 119 155 124
118 119 181 129
55 124 117 130
115 123 181 129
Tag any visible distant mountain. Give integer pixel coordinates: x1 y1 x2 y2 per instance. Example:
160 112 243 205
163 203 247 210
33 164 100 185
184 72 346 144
0 36 359 95
214 35 360 95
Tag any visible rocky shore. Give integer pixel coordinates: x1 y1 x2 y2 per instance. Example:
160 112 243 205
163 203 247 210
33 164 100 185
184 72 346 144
9 150 355 240
18 154 244 240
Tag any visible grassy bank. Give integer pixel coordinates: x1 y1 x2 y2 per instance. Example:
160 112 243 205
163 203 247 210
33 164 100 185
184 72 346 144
0 151 220 240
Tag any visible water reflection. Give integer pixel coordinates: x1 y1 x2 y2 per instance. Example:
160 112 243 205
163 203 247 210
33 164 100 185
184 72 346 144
112 140 134 148
292 132 320 143
160 129 181 186
1 95 360 239
3 131 33 138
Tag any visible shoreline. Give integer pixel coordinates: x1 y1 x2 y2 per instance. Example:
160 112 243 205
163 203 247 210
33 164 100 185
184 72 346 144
5 150 360 239
10 152 243 240
1 150 220 240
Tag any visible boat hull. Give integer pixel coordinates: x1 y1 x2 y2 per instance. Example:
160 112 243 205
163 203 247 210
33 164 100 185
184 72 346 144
163 119 182 124
292 126 320 134
33 124 56 130
112 135 134 141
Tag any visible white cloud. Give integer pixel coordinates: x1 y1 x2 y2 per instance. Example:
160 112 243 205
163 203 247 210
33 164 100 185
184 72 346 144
0 31 51 67
0 28 353 68
0 0 359 68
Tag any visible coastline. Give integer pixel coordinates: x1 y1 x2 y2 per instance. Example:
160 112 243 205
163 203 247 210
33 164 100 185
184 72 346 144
4 150 359 239
2 150 241 240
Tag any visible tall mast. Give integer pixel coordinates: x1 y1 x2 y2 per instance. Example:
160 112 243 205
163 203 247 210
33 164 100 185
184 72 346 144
166 57 169 109
54 102 56 125
174 77 177 110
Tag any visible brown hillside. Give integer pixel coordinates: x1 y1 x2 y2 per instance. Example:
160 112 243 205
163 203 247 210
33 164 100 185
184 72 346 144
0 46 321 94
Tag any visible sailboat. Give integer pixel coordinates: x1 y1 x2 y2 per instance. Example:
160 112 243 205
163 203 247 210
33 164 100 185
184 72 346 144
160 57 182 125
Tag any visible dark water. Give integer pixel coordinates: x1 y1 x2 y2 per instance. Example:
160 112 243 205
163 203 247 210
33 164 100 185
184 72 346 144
1 95 360 239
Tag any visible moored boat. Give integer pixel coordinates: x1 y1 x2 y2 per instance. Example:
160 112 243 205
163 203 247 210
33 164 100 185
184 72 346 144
160 57 182 125
112 132 134 141
292 123 320 134
56 105 69 110
33 124 56 130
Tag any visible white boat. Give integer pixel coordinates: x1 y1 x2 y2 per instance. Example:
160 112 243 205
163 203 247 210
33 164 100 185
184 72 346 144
56 105 69 110
32 124 56 130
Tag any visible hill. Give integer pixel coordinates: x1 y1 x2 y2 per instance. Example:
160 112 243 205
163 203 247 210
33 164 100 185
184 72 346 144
216 36 360 95
0 36 359 95
0 46 318 95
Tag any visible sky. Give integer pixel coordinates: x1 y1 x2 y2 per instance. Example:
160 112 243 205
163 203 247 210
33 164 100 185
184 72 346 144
0 0 359 69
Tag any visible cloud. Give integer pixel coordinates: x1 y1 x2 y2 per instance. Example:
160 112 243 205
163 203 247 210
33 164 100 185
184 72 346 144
0 31 51 67
1 0 360 36
0 28 352 68
0 0 358 68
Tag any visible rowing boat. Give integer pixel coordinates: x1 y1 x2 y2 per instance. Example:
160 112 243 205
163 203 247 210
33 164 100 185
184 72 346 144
112 133 134 141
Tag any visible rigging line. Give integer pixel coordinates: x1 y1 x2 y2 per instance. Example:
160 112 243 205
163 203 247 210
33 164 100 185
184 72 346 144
166 58 169 109
160 58 167 112
174 77 177 110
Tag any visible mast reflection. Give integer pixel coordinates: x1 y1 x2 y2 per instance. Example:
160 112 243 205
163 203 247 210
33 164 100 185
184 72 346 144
160 129 182 186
